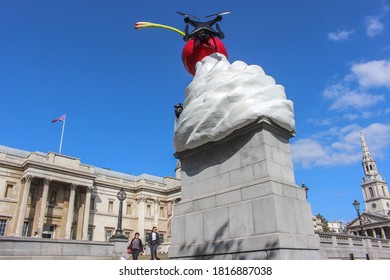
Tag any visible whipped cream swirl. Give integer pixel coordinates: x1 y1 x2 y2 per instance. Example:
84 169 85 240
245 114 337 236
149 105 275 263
174 53 295 152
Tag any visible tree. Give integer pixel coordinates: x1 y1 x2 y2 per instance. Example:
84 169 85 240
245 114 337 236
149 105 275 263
316 213 330 232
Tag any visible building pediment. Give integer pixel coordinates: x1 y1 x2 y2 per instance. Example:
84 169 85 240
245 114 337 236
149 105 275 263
347 212 390 229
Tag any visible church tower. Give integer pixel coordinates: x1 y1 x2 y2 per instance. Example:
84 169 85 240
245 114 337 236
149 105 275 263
360 132 390 216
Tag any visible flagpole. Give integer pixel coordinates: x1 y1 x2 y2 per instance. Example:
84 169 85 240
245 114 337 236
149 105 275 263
59 116 66 154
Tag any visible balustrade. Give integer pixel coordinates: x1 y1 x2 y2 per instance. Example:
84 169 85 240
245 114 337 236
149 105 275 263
317 231 390 249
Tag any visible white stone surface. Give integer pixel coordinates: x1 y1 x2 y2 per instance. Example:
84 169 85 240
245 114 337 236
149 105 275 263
174 53 295 152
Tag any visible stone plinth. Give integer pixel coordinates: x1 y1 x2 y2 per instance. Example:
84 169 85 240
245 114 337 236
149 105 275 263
170 117 320 260
109 237 128 259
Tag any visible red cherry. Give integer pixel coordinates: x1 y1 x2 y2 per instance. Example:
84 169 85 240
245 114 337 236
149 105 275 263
181 37 228 76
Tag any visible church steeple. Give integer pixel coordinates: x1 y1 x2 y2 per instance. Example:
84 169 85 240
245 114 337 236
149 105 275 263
360 131 390 217
360 131 378 177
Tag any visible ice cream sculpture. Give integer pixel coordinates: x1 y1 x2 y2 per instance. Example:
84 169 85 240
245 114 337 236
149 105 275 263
135 12 295 152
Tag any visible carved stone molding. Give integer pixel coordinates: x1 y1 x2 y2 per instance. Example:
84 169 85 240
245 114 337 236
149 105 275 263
137 196 147 203
43 178 52 186
70 183 78 191
22 175 34 184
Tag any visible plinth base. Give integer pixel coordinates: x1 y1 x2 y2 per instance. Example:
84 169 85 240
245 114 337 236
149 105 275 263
170 117 320 260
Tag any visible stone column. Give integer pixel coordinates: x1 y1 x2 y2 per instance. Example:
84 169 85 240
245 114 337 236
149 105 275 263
381 227 387 239
65 184 77 239
81 186 92 240
170 117 320 260
37 178 51 236
16 175 34 236
167 201 173 239
137 196 146 236
154 198 160 227
167 199 179 239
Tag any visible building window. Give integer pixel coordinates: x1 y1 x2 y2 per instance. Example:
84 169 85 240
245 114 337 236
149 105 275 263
70 226 75 240
147 204 152 216
42 225 56 239
369 187 374 198
28 189 33 204
160 206 166 218
124 230 132 240
145 230 164 244
5 184 14 198
74 194 79 208
22 222 29 237
105 228 114 241
158 233 164 244
126 203 132 216
90 197 95 211
49 191 57 205
88 226 94 241
108 200 114 213
145 230 151 243
0 219 7 236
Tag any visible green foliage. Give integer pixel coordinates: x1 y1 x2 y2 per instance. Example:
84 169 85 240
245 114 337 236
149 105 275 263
316 213 330 232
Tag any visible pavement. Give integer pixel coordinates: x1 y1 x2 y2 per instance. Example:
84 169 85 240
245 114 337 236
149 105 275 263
126 253 169 260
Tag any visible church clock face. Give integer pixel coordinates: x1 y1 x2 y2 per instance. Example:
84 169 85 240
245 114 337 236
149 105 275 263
372 203 377 209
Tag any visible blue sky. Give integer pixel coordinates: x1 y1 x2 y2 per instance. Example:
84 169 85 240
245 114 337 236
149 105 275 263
1 0 390 223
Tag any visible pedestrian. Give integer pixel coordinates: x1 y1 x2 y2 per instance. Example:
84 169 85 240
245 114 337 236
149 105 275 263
128 232 143 260
148 226 160 260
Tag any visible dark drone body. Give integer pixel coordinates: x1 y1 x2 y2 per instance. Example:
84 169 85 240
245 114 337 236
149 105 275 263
177 11 231 42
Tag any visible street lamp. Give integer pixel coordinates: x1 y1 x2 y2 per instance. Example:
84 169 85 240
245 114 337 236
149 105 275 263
301 182 309 200
110 188 127 240
352 199 365 236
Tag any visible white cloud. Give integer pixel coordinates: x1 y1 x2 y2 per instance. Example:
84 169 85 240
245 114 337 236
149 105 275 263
360 123 390 156
322 59 390 112
323 83 385 110
351 60 390 88
291 139 328 168
322 84 344 99
291 123 390 168
328 30 354 41
307 117 337 126
342 109 390 120
365 16 384 37
330 91 384 110
343 113 358 121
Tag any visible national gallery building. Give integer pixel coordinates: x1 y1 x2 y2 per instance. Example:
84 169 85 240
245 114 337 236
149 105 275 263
0 145 181 244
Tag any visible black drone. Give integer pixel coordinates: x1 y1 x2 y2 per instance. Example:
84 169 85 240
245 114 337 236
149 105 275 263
177 11 231 42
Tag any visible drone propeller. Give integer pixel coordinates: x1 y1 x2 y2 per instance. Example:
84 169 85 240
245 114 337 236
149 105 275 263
176 11 200 20
205 11 231 18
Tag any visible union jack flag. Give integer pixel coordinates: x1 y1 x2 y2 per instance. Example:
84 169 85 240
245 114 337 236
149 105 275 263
51 114 66 123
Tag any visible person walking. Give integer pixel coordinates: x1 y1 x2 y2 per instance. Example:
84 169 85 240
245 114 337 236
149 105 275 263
148 226 160 260
128 232 143 260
